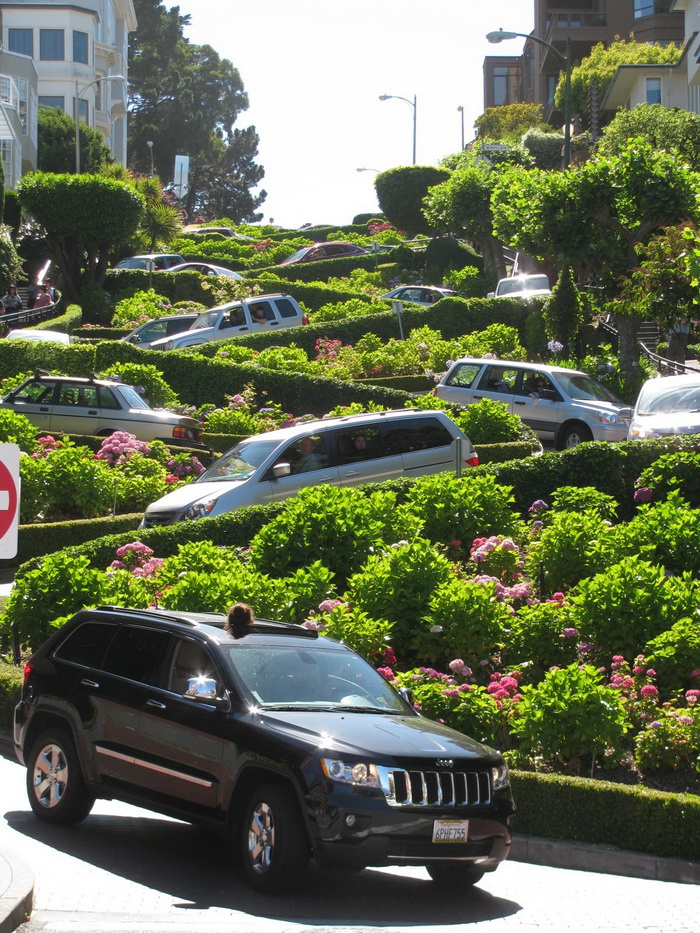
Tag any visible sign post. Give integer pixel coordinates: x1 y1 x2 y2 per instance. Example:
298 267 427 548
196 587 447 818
0 444 20 559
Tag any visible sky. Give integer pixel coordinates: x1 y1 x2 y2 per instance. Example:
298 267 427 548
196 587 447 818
173 0 535 229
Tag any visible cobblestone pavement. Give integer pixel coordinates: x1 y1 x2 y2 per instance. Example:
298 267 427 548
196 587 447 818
2 748 700 933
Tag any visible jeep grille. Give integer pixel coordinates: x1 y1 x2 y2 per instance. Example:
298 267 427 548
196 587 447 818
379 767 491 807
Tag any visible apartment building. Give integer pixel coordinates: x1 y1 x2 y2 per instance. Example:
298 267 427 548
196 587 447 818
483 2 684 128
0 0 136 186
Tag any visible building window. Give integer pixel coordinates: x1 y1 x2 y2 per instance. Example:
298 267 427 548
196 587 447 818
40 29 65 61
8 28 33 57
634 0 673 17
73 31 89 64
493 67 509 107
75 98 88 123
546 75 558 107
0 140 13 174
646 77 662 104
39 96 65 110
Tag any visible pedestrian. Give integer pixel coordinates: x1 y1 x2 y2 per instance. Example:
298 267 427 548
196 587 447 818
1 285 22 314
224 601 255 637
33 284 53 309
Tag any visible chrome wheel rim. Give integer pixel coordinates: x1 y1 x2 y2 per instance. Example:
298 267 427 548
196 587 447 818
32 743 68 809
248 801 274 875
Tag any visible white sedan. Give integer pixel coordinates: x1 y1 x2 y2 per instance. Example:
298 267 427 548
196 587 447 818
381 285 459 306
165 262 244 279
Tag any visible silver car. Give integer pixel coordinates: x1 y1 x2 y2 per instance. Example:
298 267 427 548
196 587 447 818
0 374 205 447
628 373 700 440
435 357 631 449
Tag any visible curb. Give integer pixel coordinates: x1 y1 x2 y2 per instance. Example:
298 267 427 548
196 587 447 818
0 850 33 933
510 835 700 884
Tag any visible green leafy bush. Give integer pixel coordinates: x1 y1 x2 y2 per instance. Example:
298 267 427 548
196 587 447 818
525 509 617 592
637 451 700 508
500 600 579 677
102 362 180 408
634 708 700 772
549 485 618 522
425 577 512 665
0 409 39 452
315 603 394 660
644 618 700 693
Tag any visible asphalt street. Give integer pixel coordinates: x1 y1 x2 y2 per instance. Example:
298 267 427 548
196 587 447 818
2 745 700 933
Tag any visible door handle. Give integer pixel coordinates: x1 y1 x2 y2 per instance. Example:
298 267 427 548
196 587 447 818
514 400 526 406
145 699 166 709
80 678 99 688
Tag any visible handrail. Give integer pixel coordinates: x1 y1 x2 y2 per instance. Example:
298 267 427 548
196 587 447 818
638 342 690 376
1 300 62 330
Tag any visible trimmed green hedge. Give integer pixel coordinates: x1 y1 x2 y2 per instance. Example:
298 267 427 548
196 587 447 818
254 253 386 283
0 662 22 730
511 771 700 862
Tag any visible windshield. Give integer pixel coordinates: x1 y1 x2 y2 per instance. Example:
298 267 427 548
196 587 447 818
192 309 223 330
636 380 700 415
555 373 622 404
282 247 309 263
118 385 152 409
223 643 408 712
498 275 549 295
197 438 279 482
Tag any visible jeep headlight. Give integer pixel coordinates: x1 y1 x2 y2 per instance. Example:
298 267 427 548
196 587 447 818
491 762 509 790
321 759 381 787
184 498 217 521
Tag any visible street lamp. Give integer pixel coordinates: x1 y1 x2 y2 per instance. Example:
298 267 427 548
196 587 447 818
457 105 465 150
486 28 571 168
75 74 124 174
379 93 417 164
356 167 379 173
146 140 154 178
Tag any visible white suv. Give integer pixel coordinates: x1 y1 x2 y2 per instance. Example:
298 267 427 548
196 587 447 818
141 409 477 527
435 358 631 449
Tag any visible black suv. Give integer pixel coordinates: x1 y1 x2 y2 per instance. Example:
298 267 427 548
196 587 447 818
14 607 515 893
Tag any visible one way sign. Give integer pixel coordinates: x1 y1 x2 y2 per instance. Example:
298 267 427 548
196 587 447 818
0 444 20 559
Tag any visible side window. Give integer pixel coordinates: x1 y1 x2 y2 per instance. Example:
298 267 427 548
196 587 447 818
101 625 171 685
477 367 517 394
98 387 121 410
446 364 480 389
53 622 118 668
78 386 99 408
383 417 453 455
249 301 273 324
333 427 383 464
168 638 218 694
224 308 246 327
58 384 80 406
14 380 56 403
285 434 327 474
276 298 299 319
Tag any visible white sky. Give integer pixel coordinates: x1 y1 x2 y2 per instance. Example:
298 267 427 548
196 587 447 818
174 1 534 229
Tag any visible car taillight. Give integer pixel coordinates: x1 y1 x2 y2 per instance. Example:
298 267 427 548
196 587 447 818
172 426 187 439
193 427 203 442
433 387 438 396
23 660 33 687
302 314 309 325
465 451 479 467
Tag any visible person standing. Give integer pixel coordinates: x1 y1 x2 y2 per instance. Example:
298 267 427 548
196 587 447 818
33 284 53 308
1 285 22 313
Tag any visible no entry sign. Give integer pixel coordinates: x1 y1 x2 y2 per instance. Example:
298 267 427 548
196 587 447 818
0 444 20 559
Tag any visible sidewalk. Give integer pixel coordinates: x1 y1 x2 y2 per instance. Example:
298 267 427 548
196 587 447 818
0 849 32 933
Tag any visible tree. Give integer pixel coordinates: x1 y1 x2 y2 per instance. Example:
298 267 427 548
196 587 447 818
374 166 450 237
37 105 114 174
598 104 700 171
18 173 144 301
475 103 547 143
127 0 265 221
543 267 584 355
556 38 681 124
491 141 700 377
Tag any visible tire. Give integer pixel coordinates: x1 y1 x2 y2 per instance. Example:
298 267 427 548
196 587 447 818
427 863 485 887
240 782 309 894
26 729 95 825
559 423 593 449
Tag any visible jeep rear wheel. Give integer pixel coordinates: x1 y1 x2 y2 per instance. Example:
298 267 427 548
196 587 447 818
26 729 94 825
240 782 309 894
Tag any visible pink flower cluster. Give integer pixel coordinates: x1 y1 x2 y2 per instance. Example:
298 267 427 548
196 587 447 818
32 435 61 459
486 671 523 707
95 431 150 466
315 337 346 362
471 574 535 607
110 541 164 578
166 456 206 479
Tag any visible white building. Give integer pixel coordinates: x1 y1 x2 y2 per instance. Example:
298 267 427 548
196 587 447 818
0 0 136 184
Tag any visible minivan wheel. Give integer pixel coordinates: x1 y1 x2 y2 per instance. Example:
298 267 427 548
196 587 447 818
240 782 309 894
427 863 485 887
559 423 592 449
26 729 95 825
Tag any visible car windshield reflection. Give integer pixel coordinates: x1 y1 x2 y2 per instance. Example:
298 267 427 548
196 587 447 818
224 644 407 712
556 373 622 403
197 440 279 482
637 383 700 415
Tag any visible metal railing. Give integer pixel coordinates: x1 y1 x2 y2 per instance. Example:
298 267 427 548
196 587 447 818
638 342 692 376
0 300 62 331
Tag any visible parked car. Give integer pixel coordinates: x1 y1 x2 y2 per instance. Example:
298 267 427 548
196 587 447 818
628 372 700 440
120 314 201 349
0 374 205 447
5 329 72 345
164 262 244 279
182 225 253 240
14 605 514 893
141 408 478 527
382 285 459 306
148 294 307 351
487 274 551 300
278 242 369 265
435 357 631 449
115 253 185 271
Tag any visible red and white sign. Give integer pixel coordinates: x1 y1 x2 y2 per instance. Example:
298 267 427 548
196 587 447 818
0 444 20 558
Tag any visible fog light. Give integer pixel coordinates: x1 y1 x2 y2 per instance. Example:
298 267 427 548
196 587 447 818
345 814 356 827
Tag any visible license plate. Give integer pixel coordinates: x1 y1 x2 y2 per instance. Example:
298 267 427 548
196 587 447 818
432 819 469 843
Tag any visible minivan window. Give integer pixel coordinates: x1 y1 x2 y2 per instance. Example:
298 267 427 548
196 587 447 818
556 373 620 403
478 367 518 394
277 298 299 319
383 417 453 454
446 363 480 388
199 439 280 482
333 428 382 463
53 621 117 667
101 626 171 684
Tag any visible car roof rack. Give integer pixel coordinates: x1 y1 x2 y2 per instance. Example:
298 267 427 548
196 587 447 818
89 606 319 639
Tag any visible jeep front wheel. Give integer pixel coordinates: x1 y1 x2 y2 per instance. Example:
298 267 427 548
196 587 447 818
240 782 309 894
26 729 95 825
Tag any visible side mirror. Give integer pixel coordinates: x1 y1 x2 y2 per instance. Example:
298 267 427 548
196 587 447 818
487 291 495 298
272 462 291 478
397 686 415 707
619 408 633 420
185 677 231 711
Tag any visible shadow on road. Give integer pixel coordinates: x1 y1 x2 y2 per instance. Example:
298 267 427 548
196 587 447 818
5 807 521 924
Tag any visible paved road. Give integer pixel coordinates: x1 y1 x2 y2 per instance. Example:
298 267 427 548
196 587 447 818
2 749 700 933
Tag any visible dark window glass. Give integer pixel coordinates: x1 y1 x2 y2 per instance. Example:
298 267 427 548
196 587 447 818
38 96 64 110
98 386 121 409
54 622 117 668
276 298 298 319
8 29 33 57
102 626 171 685
168 639 218 694
333 427 383 464
14 379 56 403
73 31 88 64
40 29 65 61
383 417 452 455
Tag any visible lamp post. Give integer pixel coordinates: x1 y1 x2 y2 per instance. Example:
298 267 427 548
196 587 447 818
75 74 124 174
379 93 417 164
457 105 465 150
146 140 154 177
486 28 571 168
356 167 379 173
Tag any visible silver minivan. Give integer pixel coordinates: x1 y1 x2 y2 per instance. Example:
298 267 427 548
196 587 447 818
435 357 631 449
140 409 478 527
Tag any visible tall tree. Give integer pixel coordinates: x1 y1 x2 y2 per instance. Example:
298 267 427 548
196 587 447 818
374 166 450 237
598 104 700 171
37 105 114 174
475 103 547 144
128 0 265 221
